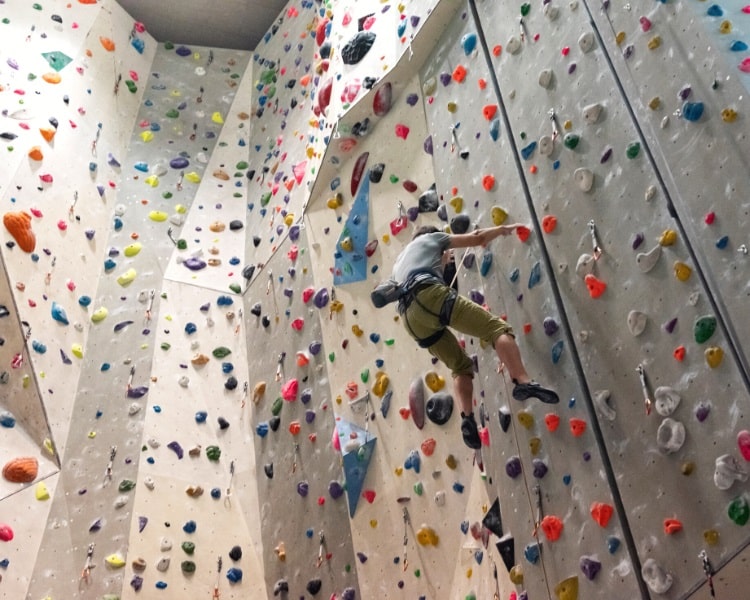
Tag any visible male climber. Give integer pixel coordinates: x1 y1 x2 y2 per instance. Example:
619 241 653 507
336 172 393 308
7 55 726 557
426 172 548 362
391 223 559 449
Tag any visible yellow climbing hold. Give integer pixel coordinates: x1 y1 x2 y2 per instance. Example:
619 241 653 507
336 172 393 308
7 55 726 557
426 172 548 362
555 576 579 600
105 554 126 568
284 213 295 226
615 31 625 45
211 112 224 124
658 229 677 246
722 108 738 123
563 120 572 130
340 237 354 252
330 300 344 313
91 307 109 323
370 519 378 528
144 175 159 187
372 372 390 397
509 564 524 585
447 101 458 113
88 431 96 438
394 467 403 476
647 35 662 50
43 438 55 456
491 206 508 225
424 371 445 393
175 204 187 214
185 172 201 184
673 261 692 282
117 268 137 286
124 242 142 257
352 324 364 337
140 131 154 142
71 344 84 359
517 411 534 429
648 97 661 110
416 526 439 546
705 346 724 368
450 196 463 213
704 529 720 546
327 192 343 209
529 437 541 455
466 568 472 578
35 481 50 500
149 211 168 222
719 20 732 34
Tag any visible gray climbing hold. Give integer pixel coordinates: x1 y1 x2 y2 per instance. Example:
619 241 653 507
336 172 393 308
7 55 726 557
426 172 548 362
636 245 661 272
573 168 594 192
654 387 681 417
538 135 554 156
656 418 685 453
538 69 554 89
593 389 616 421
575 253 595 278
506 36 522 55
627 310 647 336
641 558 673 594
714 454 748 490
578 31 595 53
582 102 603 124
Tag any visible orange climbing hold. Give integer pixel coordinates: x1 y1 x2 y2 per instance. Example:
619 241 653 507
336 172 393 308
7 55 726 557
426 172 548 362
478 78 487 90
28 146 43 161
452 65 467 83
673 345 686 362
288 421 301 435
483 104 498 120
99 36 115 51
590 502 614 527
42 73 61 84
482 175 495 191
541 515 564 541
545 413 560 432
39 127 56 142
569 418 586 437
542 215 558 233
3 211 36 253
492 45 502 56
421 438 436 456
663 518 682 535
584 274 607 298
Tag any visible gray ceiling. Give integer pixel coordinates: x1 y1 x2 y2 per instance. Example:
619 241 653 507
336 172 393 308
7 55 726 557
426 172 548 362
118 0 291 52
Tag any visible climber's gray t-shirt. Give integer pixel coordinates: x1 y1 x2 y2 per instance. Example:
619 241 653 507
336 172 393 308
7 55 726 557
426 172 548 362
392 232 450 284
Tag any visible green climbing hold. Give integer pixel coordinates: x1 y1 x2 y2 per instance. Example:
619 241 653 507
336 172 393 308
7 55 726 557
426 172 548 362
164 41 174 49
212 346 231 358
328 352 335 363
118 479 136 492
344 564 351 573
465 594 476 600
205 445 221 461
181 541 195 554
236 161 249 170
233 192 242 198
125 80 137 94
177 239 187 250
728 496 749 525
28 73 37 81
181 560 196 573
385 338 395 346
166 109 180 119
626 142 641 159
414 482 423 496
414 569 421 578
260 69 276 84
694 315 717 344
360 369 370 384
520 2 531 16
389 175 399 183
229 283 242 294
267 86 277 99
2 18 10 24
260 192 272 207
271 396 283 416
563 133 580 150
520 131 527 140
160 342 171 351
33 3 42 9
163 191 173 199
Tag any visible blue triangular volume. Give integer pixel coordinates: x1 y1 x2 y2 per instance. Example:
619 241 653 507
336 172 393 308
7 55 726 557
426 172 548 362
336 418 376 518
342 437 376 518
333 173 369 285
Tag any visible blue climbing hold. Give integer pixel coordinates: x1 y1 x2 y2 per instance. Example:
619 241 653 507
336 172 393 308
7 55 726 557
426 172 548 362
184 322 197 335
182 520 197 534
134 162 148 172
461 33 478 55
210 487 221 499
480 251 493 277
404 450 421 474
509 267 520 283
528 261 542 288
524 542 541 564
606 535 621 554
489 118 500 141
226 567 243 583
716 235 729 249
551 340 564 364
521 141 537 160
256 422 269 437
452 482 465 493
562 474 572 485
217 295 234 306
78 295 92 307
32 340 47 354
707 4 723 16
51 302 69 325
221 362 234 373
0 412 16 428
155 581 167 589
195 411 207 423
730 40 749 52
682 102 704 122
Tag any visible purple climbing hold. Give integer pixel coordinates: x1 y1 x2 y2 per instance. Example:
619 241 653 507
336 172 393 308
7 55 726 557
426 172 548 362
167 441 184 459
357 551 368 563
175 46 192 57
543 317 559 336
138 516 148 533
406 93 419 106
439 72 452 86
532 459 548 478
469 289 485 305
127 386 149 399
309 340 322 356
695 402 711 422
632 232 645 250
131 576 143 592
341 587 356 600
580 555 602 580
328 480 344 499
89 518 102 532
114 320 134 332
463 252 476 269
289 224 300 241
406 206 420 221
300 388 312 404
170 157 189 169
305 409 316 424
297 481 309 497
664 317 678 334
313 288 329 309
423 135 433 155
183 257 207 271
505 456 522 478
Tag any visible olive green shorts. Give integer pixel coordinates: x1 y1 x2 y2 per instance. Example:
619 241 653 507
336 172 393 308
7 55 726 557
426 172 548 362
403 284 514 377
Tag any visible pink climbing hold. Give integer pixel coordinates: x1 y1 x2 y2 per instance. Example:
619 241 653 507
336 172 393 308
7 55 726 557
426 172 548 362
332 427 341 451
302 287 315 304
395 124 410 140
737 430 750 461
639 16 652 32
0 524 13 542
341 79 361 104
281 378 298 401
317 78 333 115
292 161 307 185
739 58 750 73
291 318 305 331
362 489 376 503
479 426 490 446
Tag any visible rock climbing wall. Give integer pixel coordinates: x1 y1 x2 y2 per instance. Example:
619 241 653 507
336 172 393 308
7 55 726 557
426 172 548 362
3 0 750 598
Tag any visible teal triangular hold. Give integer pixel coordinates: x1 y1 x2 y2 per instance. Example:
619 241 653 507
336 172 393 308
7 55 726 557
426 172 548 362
333 172 369 285
41 51 72 72
336 418 376 518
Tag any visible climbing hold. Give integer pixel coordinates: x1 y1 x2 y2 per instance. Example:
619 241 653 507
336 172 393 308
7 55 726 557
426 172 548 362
509 565 523 584
636 245 661 272
606 536 621 554
105 554 126 568
569 418 586 437
580 556 601 581
517 411 534 429
545 413 560 432
538 69 554 89
728 495 750 525
491 206 508 225
705 346 724 368
737 430 750 461
541 515 564 542
578 31 595 53
657 418 686 453
682 102 704 122
714 454 748 490
3 212 36 252
573 168 594 192
584 274 606 298
416 526 439 546
542 215 557 233
694 315 717 344
505 456 522 478
641 558 673 594
2 457 39 483
583 103 603 124
627 310 648 336
409 378 425 429
554 576 578 600
654 387 681 417
673 261 692 281
590 502 614 528
663 518 683 535
593 390 616 421
563 133 580 150
524 542 541 564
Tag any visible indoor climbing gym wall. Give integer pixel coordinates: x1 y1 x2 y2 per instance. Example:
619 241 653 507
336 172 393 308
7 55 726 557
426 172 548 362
3 0 750 599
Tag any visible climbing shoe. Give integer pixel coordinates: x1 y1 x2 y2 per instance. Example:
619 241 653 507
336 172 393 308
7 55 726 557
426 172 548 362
512 380 559 404
461 412 482 449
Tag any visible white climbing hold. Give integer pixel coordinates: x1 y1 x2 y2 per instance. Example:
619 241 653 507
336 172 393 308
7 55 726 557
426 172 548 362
114 204 127 216
627 310 647 336
660 115 669 129
714 454 748 490
578 31 595 53
645 185 657 202
656 417 685 453
147 438 160 449
151 163 168 176
543 3 560 20
128 402 141 416
156 556 170 572
114 495 129 509
539 135 554 156
169 213 185 226
654 386 681 417
434 490 446 506
538 69 554 89
144 477 155 490
178 376 190 388
582 102 603 124
688 292 700 306
641 558 673 594
160 537 173 551
422 76 437 96
569 0 579 9
573 168 594 192
506 36 522 55
636 245 661 273
593 389 616 421
575 253 595 278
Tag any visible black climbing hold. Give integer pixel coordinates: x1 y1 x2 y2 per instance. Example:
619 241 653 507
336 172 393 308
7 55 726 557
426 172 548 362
436 204 448 222
496 536 515 572
217 416 230 430
425 393 453 425
252 236 261 247
250 303 262 317
0 132 18 141
482 498 504 538
261 315 271 328
306 578 322 595
269 416 281 431
225 376 238 390
342 587 356 600
242 264 256 281
319 42 332 59
341 31 376 65
229 220 243 231
229 545 242 561
369 163 385 183
451 214 471 234
247 170 256 180
363 76 378 89
264 463 274 479
418 184 439 212
49 117 59 129
499 408 511 432
273 579 289 596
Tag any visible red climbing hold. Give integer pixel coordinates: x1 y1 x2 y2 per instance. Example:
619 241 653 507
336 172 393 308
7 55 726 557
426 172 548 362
317 78 333 115
362 489 376 503
0 524 13 542
541 515 564 541
542 215 558 233
590 502 614 528
737 430 750 461
282 379 299 401
421 438 436 456
584 274 607 298
289 421 301 435
452 65 467 83
705 211 715 225
398 407 411 420
315 18 329 46
673 346 686 362
545 413 560 432
483 104 498 120
373 82 392 116
395 124 410 140
351 152 369 196
482 175 495 191
291 318 305 331
516 225 531 242
569 418 586 437
663 518 682 535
